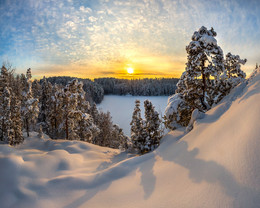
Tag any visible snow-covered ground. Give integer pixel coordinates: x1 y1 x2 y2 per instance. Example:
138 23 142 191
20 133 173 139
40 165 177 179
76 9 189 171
1 68 260 208
97 95 168 136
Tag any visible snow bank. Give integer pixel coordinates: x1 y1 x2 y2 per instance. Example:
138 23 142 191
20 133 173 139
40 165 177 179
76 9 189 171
164 93 183 117
0 69 260 207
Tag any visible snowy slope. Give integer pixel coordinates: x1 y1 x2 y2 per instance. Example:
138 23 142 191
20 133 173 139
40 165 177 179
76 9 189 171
1 69 260 208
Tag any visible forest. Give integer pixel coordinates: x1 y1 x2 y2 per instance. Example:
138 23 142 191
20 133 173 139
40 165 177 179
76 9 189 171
43 76 178 104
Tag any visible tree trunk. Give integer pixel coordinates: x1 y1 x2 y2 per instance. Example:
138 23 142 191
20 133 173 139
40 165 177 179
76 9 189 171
1 119 4 140
26 118 29 137
65 115 68 140
228 64 231 78
201 60 208 110
202 72 206 100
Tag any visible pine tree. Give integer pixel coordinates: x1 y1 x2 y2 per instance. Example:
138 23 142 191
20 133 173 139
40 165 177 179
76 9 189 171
181 26 224 111
130 100 146 153
2 87 12 143
38 77 52 133
77 113 99 142
111 124 128 150
164 26 228 130
89 103 99 123
21 68 39 137
224 52 246 79
0 66 10 142
94 111 113 146
62 81 79 140
74 80 100 141
32 79 42 99
164 93 192 130
47 84 64 139
211 52 247 103
143 100 162 152
10 96 24 145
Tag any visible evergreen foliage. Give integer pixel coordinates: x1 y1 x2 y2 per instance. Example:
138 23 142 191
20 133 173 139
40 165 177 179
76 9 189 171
165 26 247 130
95 78 178 96
130 100 146 153
0 66 24 145
143 100 162 152
130 99 162 154
21 68 39 137
10 96 24 145
0 66 128 149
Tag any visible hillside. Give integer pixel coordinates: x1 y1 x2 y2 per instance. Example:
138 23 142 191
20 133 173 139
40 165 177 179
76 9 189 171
0 69 260 208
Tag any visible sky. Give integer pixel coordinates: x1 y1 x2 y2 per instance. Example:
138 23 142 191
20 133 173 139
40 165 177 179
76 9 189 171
0 0 260 79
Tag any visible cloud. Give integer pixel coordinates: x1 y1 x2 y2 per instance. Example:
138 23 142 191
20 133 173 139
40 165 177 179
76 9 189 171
0 0 260 77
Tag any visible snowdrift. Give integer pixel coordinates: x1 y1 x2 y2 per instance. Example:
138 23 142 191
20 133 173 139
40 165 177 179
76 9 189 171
1 69 260 208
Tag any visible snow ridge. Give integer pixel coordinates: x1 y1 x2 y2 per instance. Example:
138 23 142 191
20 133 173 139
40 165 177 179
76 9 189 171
0 69 260 208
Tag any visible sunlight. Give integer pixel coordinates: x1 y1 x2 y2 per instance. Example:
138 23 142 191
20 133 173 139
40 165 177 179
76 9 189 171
127 67 134 74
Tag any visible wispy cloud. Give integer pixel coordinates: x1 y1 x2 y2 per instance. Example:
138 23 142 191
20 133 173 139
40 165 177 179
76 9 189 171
0 0 259 77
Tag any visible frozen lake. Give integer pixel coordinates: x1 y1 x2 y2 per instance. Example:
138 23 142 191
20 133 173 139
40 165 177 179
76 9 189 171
97 95 169 136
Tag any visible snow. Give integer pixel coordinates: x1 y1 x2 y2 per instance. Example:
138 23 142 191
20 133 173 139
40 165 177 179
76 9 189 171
97 95 168 136
164 93 183 117
200 34 217 46
0 69 260 207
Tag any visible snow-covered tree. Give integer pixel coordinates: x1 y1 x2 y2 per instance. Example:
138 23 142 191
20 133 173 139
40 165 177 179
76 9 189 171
165 27 247 131
165 26 230 130
62 80 79 140
38 77 52 133
89 103 99 123
181 26 224 111
164 93 192 130
143 100 162 152
32 79 42 99
77 113 99 142
111 124 128 150
1 87 12 143
212 53 247 103
97 111 114 146
21 68 39 137
0 66 10 142
224 52 246 79
75 82 100 142
10 96 24 145
130 100 146 153
56 79 99 141
47 84 64 139
0 65 24 145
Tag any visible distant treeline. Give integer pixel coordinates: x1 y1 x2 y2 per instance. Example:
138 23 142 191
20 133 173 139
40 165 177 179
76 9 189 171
94 78 179 96
43 76 178 104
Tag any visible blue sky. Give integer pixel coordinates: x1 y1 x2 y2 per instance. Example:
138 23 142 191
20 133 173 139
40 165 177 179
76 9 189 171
0 0 259 78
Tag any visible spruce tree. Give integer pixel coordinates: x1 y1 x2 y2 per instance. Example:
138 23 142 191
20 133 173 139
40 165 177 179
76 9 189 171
130 100 146 153
62 81 79 140
10 96 24 145
2 87 12 143
111 124 128 150
47 84 64 139
224 52 246 79
181 26 224 111
38 77 52 133
0 66 10 141
143 100 162 152
21 68 39 137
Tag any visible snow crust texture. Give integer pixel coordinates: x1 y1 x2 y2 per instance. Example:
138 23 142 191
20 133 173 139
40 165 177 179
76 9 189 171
1 68 260 208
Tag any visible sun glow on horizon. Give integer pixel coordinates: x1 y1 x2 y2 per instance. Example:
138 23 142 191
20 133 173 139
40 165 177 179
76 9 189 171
127 67 134 74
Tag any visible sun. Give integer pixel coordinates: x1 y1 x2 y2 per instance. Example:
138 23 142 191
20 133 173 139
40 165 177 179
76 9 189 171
127 67 134 74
